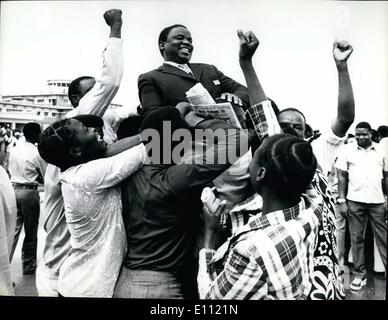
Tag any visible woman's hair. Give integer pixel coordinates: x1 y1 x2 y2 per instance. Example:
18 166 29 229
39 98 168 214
38 119 76 170
257 134 317 198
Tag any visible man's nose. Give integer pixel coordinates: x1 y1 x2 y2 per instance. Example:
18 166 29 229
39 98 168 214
182 38 191 45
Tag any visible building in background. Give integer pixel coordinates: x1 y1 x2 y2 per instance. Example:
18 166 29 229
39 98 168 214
0 79 122 130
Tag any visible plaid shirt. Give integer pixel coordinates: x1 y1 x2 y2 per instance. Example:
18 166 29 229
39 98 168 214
245 100 282 142
198 186 323 300
244 100 345 299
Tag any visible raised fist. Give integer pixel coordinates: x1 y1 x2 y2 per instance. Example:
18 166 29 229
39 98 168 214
103 9 122 27
237 29 259 61
333 40 353 63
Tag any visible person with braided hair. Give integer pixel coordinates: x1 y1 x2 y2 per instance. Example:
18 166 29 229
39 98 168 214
237 29 350 299
37 116 146 297
36 9 128 297
198 133 323 299
198 28 350 300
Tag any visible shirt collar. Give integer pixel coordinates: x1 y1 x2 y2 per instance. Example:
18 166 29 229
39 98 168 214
245 199 304 232
164 61 192 74
356 142 376 151
227 197 305 245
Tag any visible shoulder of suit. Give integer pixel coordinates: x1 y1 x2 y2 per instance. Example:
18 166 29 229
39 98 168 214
138 67 162 81
189 62 216 69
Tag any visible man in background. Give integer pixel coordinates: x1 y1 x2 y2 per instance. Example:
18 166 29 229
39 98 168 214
336 121 387 291
8 122 47 275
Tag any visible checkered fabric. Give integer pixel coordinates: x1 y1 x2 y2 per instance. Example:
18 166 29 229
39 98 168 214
199 188 323 300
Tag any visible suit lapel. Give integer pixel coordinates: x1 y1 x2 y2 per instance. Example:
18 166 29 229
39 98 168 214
159 63 197 81
188 63 202 80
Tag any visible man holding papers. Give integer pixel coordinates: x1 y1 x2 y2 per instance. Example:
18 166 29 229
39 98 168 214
138 24 249 117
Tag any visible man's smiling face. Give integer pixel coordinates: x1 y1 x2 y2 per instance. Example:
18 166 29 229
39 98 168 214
160 26 193 64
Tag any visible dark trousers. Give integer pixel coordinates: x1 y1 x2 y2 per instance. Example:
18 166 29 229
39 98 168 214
9 189 40 273
347 200 387 278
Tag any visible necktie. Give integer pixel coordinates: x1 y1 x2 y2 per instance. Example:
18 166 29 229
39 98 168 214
178 64 194 77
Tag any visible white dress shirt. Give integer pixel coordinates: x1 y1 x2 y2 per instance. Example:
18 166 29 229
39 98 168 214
335 142 387 204
8 141 47 185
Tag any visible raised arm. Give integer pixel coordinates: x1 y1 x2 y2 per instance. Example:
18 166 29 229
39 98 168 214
106 9 122 39
237 29 267 106
68 9 124 118
331 40 354 137
237 30 281 142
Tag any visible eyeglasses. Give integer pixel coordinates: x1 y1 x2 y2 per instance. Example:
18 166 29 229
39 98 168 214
279 122 304 131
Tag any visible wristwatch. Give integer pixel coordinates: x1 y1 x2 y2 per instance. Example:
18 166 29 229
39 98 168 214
337 198 346 204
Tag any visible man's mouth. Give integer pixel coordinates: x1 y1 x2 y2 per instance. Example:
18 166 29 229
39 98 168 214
179 47 191 54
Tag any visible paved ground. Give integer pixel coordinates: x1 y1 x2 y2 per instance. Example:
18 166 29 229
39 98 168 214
9 194 386 299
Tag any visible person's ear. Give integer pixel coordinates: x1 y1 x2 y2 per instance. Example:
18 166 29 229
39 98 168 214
256 167 267 182
70 95 80 107
159 41 165 55
68 146 82 159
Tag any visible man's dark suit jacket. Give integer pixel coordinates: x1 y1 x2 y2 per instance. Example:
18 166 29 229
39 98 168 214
138 63 249 117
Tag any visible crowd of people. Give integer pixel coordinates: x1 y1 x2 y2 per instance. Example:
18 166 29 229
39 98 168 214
0 9 386 299
0 127 23 172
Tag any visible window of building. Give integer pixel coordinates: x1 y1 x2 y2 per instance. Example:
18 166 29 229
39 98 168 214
37 99 44 103
6 108 22 112
44 112 49 116
52 99 57 106
37 111 41 115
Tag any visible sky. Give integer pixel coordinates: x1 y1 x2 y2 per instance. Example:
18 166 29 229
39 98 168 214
0 0 387 130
